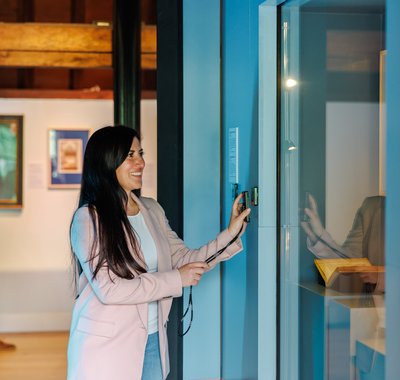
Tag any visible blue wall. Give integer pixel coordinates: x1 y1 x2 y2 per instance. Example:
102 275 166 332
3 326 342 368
182 1 221 379
385 0 400 378
222 1 263 378
182 1 273 378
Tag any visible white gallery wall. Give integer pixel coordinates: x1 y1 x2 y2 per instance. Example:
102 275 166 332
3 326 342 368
0 98 156 332
326 102 379 244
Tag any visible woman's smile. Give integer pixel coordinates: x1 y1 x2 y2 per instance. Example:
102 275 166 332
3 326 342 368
116 137 145 192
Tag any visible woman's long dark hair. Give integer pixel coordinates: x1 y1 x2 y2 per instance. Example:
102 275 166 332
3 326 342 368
71 125 146 284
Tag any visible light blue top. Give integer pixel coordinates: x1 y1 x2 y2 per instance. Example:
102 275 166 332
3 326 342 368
128 212 159 334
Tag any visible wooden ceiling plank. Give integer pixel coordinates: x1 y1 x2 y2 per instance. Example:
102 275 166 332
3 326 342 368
0 89 156 99
0 22 156 54
0 23 111 52
141 53 156 70
0 51 156 69
0 51 111 68
141 25 156 53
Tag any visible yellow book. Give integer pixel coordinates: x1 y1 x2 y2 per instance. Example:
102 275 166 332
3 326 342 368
314 257 384 287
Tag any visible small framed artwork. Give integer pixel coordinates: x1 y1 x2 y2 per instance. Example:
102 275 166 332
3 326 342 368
48 128 91 189
0 115 23 208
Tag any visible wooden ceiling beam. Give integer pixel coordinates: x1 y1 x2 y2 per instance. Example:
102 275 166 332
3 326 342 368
0 22 156 69
0 89 157 99
0 51 111 68
0 51 156 69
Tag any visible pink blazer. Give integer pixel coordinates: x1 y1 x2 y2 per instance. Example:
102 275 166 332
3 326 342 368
67 193 243 380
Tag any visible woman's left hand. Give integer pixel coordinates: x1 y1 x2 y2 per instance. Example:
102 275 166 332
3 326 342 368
228 193 251 237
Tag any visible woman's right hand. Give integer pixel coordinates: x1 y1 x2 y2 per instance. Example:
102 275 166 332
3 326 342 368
178 262 209 287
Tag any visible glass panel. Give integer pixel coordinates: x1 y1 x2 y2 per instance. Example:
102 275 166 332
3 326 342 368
279 1 386 379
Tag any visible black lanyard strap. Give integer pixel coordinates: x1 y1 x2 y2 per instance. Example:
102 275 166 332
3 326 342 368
178 285 193 337
179 226 243 337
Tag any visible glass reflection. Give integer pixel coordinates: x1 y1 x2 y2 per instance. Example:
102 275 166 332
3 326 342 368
279 0 386 379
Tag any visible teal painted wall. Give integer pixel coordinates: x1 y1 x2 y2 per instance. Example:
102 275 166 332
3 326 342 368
385 0 400 378
182 1 221 379
182 1 263 378
222 1 263 378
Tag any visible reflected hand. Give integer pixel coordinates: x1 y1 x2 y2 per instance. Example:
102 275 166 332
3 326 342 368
301 193 324 244
301 220 318 244
228 193 250 237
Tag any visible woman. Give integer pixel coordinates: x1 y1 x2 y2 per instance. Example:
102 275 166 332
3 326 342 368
67 126 249 380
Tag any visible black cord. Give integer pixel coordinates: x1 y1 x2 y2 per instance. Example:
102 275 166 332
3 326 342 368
179 226 243 337
205 225 243 264
178 286 193 337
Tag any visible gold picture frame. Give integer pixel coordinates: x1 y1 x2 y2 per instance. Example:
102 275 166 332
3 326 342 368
0 115 23 208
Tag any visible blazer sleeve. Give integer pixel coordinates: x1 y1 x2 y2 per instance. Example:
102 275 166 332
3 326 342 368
150 200 243 268
71 207 182 305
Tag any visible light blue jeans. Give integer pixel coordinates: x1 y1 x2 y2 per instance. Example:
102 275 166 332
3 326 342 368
142 332 163 380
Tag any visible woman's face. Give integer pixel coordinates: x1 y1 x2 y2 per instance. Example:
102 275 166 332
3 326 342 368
116 137 145 193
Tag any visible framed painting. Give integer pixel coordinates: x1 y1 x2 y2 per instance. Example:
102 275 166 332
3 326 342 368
48 128 91 189
0 115 23 208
